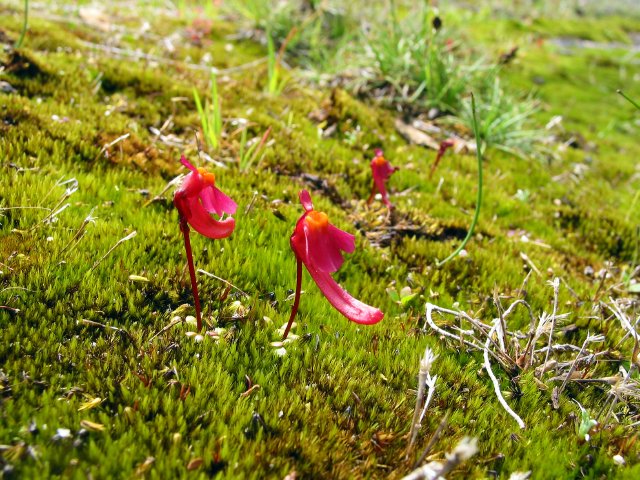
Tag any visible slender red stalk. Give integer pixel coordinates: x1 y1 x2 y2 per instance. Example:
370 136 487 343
282 257 303 340
366 182 377 206
180 217 203 332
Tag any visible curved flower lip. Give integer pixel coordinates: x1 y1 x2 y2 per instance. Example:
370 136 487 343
305 266 384 325
174 155 237 239
291 190 383 325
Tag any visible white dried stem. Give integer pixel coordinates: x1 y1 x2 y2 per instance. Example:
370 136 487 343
424 304 503 365
60 207 97 254
88 231 137 273
493 291 507 353
198 268 250 297
424 304 482 349
558 333 605 395
543 278 561 368
418 374 438 425
143 173 184 207
78 39 266 74
604 299 639 343
407 348 437 458
402 437 478 480
484 322 526 429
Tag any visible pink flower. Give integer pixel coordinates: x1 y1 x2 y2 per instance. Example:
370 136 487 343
174 155 237 332
174 155 237 239
367 149 397 208
429 139 455 178
283 190 383 339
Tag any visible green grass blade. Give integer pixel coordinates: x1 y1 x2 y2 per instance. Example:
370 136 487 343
436 93 483 267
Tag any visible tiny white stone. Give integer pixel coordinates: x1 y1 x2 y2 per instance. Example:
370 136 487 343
613 454 625 466
56 428 72 439
279 321 296 331
47 236 54 242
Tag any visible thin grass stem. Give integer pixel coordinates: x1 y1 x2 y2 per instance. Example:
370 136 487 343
15 0 28 49
436 94 483 266
618 89 640 111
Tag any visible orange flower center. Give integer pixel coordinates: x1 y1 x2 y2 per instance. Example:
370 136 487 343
197 167 216 186
305 210 329 231
372 155 387 167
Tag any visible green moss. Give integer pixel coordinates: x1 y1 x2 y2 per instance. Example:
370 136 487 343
1 1 640 479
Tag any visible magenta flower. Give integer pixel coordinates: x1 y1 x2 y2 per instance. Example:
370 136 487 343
174 155 237 239
283 190 384 339
367 148 398 208
429 138 455 178
174 155 237 331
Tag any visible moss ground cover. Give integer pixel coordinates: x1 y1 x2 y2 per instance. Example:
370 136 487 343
1 1 640 478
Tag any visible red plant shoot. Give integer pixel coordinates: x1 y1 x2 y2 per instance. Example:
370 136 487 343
283 190 383 339
174 155 237 331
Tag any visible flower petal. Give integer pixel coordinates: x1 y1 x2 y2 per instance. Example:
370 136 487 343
327 225 355 254
303 223 345 273
180 155 198 173
211 186 238 215
175 171 202 199
200 185 238 216
290 217 307 260
304 266 384 325
183 196 235 239
299 190 314 212
372 160 396 181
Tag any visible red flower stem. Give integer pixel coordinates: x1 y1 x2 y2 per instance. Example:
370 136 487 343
282 258 303 340
366 182 376 205
180 217 203 332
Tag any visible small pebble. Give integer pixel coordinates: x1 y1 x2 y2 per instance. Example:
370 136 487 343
0 80 17 94
185 331 204 342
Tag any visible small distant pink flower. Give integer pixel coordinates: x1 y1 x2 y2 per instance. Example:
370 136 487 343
283 190 383 339
367 149 398 208
429 139 455 178
174 155 237 239
174 155 237 332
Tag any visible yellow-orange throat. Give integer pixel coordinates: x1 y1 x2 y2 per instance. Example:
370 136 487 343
305 210 329 230
197 167 216 185
372 155 387 167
